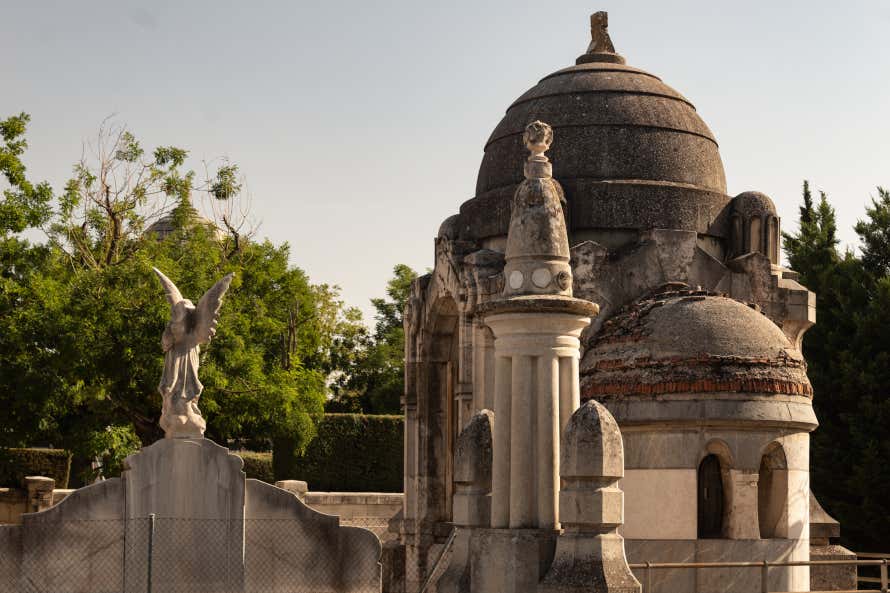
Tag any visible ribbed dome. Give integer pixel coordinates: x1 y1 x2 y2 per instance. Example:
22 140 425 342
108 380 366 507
580 290 812 400
458 20 731 243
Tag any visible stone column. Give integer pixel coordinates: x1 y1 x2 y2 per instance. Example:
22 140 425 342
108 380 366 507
490 356 512 528
457 311 475 429
485 314 593 530
509 353 535 528
472 321 496 413
540 400 641 593
724 469 761 539
559 355 580 438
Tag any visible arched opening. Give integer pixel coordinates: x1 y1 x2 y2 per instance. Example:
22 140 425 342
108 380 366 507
422 296 460 523
758 443 789 538
698 454 725 538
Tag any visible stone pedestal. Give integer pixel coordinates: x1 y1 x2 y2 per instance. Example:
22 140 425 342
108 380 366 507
24 476 55 513
470 528 558 593
540 400 640 593
810 493 857 591
122 438 246 593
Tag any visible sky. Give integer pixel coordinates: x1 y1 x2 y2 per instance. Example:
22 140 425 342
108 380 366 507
3 0 889 321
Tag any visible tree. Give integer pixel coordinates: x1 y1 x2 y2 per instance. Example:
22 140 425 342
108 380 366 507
328 264 417 414
0 115 362 484
854 187 890 279
784 180 890 551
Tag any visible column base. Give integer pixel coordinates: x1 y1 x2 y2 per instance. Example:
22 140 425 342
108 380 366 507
470 528 558 593
540 532 641 593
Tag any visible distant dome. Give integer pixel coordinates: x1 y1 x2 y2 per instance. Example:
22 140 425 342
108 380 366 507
144 208 221 240
579 289 816 428
459 19 729 243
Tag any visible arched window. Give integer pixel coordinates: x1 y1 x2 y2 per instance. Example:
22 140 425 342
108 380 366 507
698 454 724 538
758 444 788 538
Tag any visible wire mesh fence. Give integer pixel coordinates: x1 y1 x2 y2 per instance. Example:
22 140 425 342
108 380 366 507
4 517 382 593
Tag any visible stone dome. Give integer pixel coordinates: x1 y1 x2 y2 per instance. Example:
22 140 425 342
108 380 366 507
458 17 730 243
579 288 816 428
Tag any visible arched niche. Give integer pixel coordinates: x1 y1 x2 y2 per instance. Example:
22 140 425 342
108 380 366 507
697 454 725 539
420 295 461 523
758 442 789 539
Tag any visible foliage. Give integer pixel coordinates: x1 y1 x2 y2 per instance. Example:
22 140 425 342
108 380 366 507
237 450 276 483
783 181 890 551
273 414 403 492
0 448 72 488
328 264 417 414
0 115 364 485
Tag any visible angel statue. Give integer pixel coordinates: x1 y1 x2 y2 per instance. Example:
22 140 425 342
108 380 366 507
153 268 234 438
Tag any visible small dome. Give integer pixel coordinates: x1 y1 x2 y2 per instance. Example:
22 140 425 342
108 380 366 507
732 191 778 218
145 208 221 240
580 289 814 429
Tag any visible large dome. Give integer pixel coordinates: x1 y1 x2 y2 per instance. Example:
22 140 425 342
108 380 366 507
458 18 730 243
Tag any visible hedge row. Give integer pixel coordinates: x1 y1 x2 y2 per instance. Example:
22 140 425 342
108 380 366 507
237 450 275 483
244 414 404 492
0 448 72 488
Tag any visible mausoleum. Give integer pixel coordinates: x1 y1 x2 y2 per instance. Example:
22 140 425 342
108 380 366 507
401 11 837 593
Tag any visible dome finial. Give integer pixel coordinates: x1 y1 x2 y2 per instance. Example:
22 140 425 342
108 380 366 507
587 11 615 53
577 11 626 65
523 121 553 180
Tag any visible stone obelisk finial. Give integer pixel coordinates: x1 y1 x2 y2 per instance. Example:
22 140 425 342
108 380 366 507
577 11 626 65
503 121 573 298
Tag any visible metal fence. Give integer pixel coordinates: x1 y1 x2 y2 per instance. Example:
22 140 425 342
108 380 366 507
629 557 889 593
3 516 381 593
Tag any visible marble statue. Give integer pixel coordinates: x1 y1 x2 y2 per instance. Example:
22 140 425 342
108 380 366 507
153 268 234 438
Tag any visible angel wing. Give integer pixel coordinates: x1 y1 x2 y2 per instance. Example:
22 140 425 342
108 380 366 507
153 268 183 306
194 273 235 344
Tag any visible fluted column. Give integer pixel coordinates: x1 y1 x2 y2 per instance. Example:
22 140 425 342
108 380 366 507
537 353 561 529
491 356 512 528
559 355 580 439
509 355 535 528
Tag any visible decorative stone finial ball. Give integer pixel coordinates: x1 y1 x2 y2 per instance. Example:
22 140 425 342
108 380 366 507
523 121 553 157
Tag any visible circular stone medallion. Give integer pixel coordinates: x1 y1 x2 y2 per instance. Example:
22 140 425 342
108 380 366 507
532 268 552 288
509 270 524 290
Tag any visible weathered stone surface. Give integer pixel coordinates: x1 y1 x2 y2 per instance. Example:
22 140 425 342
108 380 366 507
470 528 557 593
581 291 813 401
460 51 729 243
541 400 640 593
0 441 383 593
245 479 382 593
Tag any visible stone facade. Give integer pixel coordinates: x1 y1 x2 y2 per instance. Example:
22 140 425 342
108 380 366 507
402 11 826 593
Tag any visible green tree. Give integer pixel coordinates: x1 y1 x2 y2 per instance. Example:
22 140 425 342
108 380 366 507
328 264 417 414
0 115 362 484
784 181 890 551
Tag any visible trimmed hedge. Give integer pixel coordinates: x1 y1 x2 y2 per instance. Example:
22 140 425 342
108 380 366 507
266 414 403 492
0 448 72 488
237 450 275 483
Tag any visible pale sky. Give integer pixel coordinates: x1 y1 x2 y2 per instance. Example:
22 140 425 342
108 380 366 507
3 0 889 320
